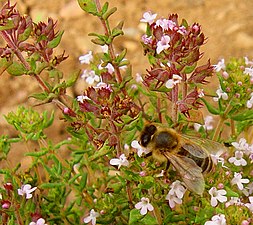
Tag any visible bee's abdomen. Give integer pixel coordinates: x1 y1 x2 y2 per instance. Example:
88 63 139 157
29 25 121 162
199 157 213 173
178 148 213 173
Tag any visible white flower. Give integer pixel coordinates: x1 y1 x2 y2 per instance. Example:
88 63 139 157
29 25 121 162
98 62 115 74
243 182 253 196
244 67 253 77
140 11 157 24
83 209 99 225
131 140 151 157
246 93 253 109
79 51 93 64
208 187 227 207
77 95 91 103
94 82 113 92
156 35 171 54
105 63 115 74
29 218 47 225
135 197 154 215
213 59 225 72
210 150 227 168
166 192 183 208
225 197 242 208
244 57 253 66
228 151 247 166
194 115 214 131
168 180 186 199
165 74 182 89
155 18 176 31
165 180 186 208
18 184 37 199
101 45 108 53
109 154 129 169
231 172 249 190
204 214 226 225
232 138 249 151
81 70 100 85
213 86 228 102
245 196 253 213
135 73 143 83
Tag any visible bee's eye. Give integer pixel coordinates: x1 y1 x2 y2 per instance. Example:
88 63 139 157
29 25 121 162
140 133 151 147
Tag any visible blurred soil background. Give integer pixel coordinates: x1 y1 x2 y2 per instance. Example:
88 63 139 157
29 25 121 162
0 0 253 169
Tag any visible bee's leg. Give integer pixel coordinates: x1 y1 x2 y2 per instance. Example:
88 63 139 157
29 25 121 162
165 161 171 171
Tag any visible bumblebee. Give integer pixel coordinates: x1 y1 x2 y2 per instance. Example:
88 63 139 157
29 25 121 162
139 123 226 195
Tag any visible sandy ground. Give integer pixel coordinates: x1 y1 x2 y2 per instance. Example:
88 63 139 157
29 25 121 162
0 0 253 166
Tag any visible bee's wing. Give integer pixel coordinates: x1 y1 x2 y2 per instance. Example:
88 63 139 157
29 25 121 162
164 152 205 196
180 134 226 158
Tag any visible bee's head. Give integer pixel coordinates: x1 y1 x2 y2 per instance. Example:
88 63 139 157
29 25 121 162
154 130 178 150
140 124 157 147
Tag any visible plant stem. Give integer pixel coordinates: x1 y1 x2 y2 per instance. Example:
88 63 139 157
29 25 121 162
0 30 51 93
153 203 162 225
171 85 178 124
212 103 233 141
94 0 123 84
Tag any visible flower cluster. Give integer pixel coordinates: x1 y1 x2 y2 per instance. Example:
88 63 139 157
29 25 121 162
140 12 213 117
0 1 66 65
213 57 253 108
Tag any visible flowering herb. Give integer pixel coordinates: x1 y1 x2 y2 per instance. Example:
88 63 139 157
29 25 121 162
0 1 252 225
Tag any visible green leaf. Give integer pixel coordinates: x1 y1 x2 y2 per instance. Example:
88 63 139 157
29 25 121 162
18 24 32 42
112 26 124 38
7 62 27 76
0 20 15 31
102 6 117 20
79 172 88 190
29 92 48 101
91 38 106 45
101 2 109 14
65 70 80 87
25 150 48 157
200 98 220 115
230 110 253 121
0 57 12 75
225 186 239 197
182 62 197 74
47 31 64 48
39 182 64 189
115 48 127 64
89 145 111 161
77 0 98 16
129 209 158 225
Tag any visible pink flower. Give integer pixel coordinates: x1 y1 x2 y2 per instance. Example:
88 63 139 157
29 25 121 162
18 184 37 199
83 209 99 225
109 154 129 169
29 218 47 225
79 51 93 64
165 180 186 208
204 214 226 225
131 140 150 157
135 197 154 215
140 11 157 25
228 151 247 166
208 187 227 207
156 35 171 54
165 74 182 89
231 172 249 190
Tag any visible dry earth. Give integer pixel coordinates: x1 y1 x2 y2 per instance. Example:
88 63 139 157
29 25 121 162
0 0 253 167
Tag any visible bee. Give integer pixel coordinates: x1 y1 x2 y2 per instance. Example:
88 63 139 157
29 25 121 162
139 123 226 195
